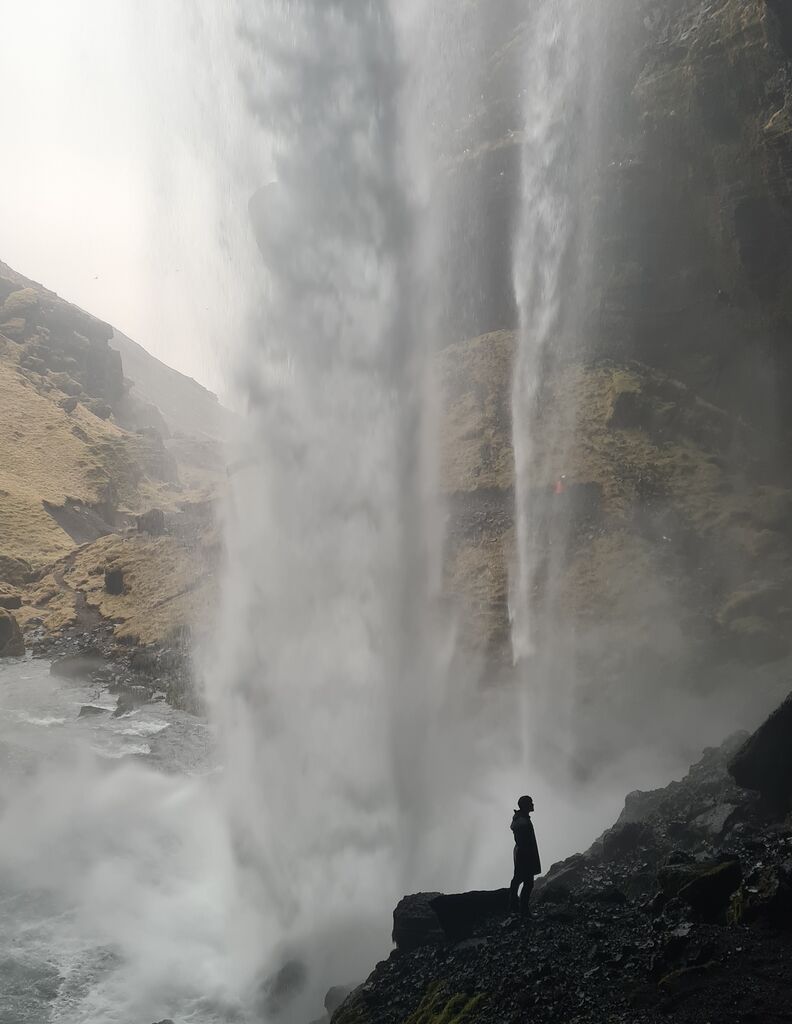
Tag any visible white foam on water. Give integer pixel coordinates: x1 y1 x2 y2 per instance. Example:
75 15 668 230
17 714 68 728
116 719 170 738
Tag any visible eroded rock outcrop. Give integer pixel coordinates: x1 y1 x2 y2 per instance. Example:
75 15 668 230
729 691 792 807
0 609 24 657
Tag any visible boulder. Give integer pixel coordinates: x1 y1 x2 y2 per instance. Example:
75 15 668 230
0 590 22 610
78 705 111 718
0 610 24 657
658 859 742 919
392 892 444 952
104 567 124 595
59 396 79 414
0 554 32 586
430 889 510 941
729 692 792 808
730 865 792 928
85 399 112 420
113 686 150 716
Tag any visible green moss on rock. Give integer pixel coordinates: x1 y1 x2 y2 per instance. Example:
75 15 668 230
2 288 39 318
404 982 485 1024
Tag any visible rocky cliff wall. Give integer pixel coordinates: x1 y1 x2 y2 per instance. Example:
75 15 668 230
433 0 792 765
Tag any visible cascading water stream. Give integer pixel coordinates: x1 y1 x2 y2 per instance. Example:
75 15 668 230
205 3 439 1005
510 0 585 667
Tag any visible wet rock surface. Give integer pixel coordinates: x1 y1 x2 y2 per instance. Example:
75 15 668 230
0 609 24 657
729 691 792 808
335 708 792 1024
38 628 195 712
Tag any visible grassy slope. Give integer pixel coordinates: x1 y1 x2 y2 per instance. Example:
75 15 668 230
17 531 219 647
0 273 226 652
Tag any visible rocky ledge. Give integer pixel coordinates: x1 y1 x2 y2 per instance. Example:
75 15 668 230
335 695 792 1024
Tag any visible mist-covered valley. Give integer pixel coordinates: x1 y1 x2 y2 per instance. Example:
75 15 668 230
2 2 792 1022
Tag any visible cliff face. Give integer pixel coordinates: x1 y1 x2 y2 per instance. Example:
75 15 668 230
438 0 792 752
0 261 227 683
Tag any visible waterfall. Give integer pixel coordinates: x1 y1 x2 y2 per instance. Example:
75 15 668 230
206 2 444 1011
510 0 586 665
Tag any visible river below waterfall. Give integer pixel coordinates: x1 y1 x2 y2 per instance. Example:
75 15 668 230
0 656 399 1024
0 656 240 1024
0 658 212 775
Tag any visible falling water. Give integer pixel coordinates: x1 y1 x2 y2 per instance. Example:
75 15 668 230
510 0 586 665
206 2 440 1010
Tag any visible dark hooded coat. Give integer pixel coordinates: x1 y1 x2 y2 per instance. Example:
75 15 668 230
510 810 541 877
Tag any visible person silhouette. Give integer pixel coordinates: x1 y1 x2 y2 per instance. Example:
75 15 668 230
509 795 541 916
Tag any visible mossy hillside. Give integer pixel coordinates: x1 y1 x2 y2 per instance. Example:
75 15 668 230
0 360 111 563
438 331 514 494
437 329 792 664
437 331 514 661
17 527 219 647
0 357 207 568
444 528 512 660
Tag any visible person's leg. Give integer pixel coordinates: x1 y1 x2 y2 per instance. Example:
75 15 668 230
509 874 520 913
519 875 534 917
509 848 520 913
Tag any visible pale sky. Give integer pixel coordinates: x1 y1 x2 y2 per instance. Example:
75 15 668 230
0 2 262 400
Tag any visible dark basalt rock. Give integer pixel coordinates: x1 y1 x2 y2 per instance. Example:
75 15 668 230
729 692 792 809
0 609 24 657
0 554 32 587
113 686 150 717
392 892 443 952
78 705 110 718
730 863 792 929
392 890 511 951
658 860 743 920
104 567 124 595
430 889 510 942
